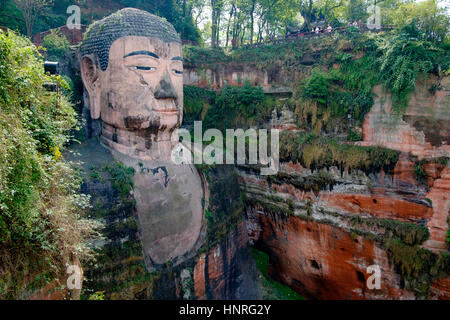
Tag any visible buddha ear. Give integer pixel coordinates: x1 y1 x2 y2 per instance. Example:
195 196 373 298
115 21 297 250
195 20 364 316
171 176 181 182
81 55 101 119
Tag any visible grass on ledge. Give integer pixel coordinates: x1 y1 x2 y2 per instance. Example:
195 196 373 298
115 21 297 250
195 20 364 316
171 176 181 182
252 249 305 300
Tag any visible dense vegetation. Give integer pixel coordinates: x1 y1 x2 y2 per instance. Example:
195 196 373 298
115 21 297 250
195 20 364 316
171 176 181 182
279 131 400 172
197 165 245 251
0 0 201 41
2 0 448 48
252 249 304 300
0 30 96 298
186 26 449 122
0 0 448 301
184 82 275 130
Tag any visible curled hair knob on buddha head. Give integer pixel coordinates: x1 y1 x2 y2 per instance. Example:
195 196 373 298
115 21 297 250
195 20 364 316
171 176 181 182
81 8 180 72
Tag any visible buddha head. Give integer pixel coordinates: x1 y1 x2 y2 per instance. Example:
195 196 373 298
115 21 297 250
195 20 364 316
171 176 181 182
80 8 183 159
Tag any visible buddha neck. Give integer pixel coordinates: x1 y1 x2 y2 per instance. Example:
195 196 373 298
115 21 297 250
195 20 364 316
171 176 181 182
100 122 176 161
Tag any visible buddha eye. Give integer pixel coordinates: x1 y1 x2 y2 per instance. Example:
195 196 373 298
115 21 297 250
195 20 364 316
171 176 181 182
172 69 183 75
132 66 156 71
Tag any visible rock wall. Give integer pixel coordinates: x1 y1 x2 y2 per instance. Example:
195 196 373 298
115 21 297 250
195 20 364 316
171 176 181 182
359 79 450 159
184 64 298 94
221 70 450 300
357 78 450 253
68 140 259 300
239 158 449 300
247 208 414 299
193 221 260 300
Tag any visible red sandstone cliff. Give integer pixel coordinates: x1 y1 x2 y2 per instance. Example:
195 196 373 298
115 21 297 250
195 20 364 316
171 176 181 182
240 158 449 299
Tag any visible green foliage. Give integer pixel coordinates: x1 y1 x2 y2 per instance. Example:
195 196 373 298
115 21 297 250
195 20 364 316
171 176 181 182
41 29 70 60
102 162 135 198
0 0 25 34
413 156 449 183
390 0 450 44
344 0 368 22
414 160 427 182
298 30 447 121
232 41 304 69
302 68 332 105
252 249 304 300
294 36 380 131
351 217 430 246
183 45 229 67
184 39 306 69
384 239 449 297
347 129 362 141
88 291 105 300
183 85 215 124
0 31 97 298
378 32 445 111
200 165 244 251
119 0 201 41
200 82 269 131
279 131 400 172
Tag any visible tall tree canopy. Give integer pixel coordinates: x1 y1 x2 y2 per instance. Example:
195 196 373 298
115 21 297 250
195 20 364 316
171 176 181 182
0 0 448 46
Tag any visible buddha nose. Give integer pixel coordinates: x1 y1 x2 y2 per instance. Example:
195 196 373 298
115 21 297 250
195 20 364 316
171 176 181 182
154 71 178 99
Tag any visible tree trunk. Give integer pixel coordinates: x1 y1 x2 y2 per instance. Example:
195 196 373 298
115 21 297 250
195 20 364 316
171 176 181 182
225 4 235 47
211 0 217 47
250 0 256 44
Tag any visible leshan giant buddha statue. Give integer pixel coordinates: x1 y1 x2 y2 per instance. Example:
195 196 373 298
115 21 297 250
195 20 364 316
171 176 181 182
78 8 204 270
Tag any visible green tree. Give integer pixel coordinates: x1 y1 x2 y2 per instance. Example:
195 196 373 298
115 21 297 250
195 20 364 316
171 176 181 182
13 0 52 38
0 30 97 298
344 0 367 23
392 0 449 43
41 29 69 60
0 0 26 34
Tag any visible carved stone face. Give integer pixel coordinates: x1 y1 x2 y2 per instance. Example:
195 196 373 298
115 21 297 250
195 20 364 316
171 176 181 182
81 36 183 158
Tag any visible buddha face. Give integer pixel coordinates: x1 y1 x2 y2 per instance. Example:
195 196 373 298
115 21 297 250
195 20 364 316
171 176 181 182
81 36 183 138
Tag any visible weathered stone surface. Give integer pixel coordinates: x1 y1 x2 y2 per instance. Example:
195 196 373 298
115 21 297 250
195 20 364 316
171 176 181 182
183 65 292 94
112 151 206 270
193 221 261 300
359 80 450 159
239 157 449 299
423 167 450 252
270 106 298 131
430 277 450 300
247 208 415 300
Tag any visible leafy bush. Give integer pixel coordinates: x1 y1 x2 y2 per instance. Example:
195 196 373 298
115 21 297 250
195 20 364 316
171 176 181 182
183 45 229 67
103 162 135 198
183 86 216 124
41 30 70 60
202 82 268 130
0 31 97 298
232 41 304 69
184 40 305 69
378 32 444 111
279 131 400 172
302 68 334 105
